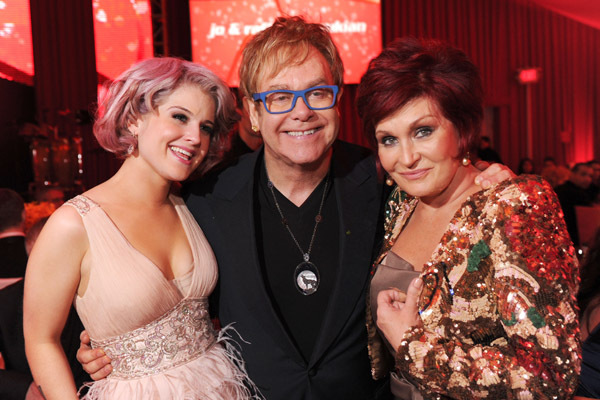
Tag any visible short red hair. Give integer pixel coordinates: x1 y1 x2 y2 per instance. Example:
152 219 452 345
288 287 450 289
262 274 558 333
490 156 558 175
357 37 483 158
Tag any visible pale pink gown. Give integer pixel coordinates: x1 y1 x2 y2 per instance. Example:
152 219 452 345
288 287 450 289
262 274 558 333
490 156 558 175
66 194 253 399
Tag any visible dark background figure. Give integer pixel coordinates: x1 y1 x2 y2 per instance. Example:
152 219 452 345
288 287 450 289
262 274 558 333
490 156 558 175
225 111 260 160
191 90 263 181
554 162 594 247
587 159 600 204
543 156 557 170
216 90 263 170
0 188 28 279
0 217 89 400
477 136 502 164
576 228 600 399
517 157 535 175
229 90 263 157
34 186 65 209
541 161 571 189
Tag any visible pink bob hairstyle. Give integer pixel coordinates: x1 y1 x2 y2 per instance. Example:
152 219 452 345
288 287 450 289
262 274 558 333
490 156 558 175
94 57 239 173
356 37 483 158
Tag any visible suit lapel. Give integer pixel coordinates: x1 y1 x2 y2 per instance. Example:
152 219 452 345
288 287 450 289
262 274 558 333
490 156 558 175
309 143 382 366
206 151 306 364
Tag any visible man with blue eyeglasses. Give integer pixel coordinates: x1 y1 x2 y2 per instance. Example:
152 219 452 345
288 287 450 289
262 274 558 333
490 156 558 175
188 17 394 399
252 85 339 115
78 16 510 400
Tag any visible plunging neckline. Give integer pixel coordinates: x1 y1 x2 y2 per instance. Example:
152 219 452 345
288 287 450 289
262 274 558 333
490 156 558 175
78 194 196 284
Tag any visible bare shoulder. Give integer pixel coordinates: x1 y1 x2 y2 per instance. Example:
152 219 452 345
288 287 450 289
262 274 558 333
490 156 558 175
29 203 89 261
45 203 87 237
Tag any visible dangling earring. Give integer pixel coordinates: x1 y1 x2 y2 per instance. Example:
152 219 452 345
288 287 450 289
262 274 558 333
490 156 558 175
461 152 471 167
251 125 259 133
385 175 394 186
127 132 138 156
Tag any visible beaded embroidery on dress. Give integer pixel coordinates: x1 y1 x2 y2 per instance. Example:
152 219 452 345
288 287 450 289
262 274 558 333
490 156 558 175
65 194 258 399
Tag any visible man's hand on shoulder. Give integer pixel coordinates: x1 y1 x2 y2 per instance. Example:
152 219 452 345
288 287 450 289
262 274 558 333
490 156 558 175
474 162 515 189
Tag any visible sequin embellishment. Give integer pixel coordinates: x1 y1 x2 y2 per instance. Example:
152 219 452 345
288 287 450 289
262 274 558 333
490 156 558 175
65 195 96 216
366 176 581 398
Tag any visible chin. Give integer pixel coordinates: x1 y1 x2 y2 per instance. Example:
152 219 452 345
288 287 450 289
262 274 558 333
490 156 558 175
167 170 194 183
400 184 434 199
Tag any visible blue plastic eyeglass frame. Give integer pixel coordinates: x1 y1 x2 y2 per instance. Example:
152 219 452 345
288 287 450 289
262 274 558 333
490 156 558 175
252 85 339 114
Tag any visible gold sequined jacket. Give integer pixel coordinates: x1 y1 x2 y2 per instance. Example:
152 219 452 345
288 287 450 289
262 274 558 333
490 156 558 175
366 176 581 399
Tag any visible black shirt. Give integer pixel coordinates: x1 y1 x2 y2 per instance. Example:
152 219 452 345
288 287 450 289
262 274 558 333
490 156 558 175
255 161 340 361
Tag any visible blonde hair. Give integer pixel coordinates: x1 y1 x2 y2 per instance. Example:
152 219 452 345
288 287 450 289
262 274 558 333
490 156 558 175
239 16 344 99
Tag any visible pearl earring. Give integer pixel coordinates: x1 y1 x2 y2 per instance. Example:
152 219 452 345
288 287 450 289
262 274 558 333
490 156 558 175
461 153 471 166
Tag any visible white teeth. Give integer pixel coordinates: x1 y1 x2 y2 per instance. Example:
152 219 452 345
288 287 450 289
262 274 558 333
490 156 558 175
286 129 316 137
170 146 193 160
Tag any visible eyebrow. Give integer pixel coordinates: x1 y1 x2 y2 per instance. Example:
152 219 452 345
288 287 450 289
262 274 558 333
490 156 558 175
167 106 215 125
374 114 437 136
266 78 328 92
168 106 192 113
408 114 437 129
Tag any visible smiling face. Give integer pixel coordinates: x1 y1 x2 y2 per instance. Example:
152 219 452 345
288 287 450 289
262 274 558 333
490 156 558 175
133 84 216 183
376 97 465 202
247 47 341 172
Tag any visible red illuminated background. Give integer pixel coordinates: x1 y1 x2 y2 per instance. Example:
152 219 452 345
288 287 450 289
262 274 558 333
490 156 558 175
0 0 33 85
92 0 153 85
0 0 153 87
189 0 382 86
0 0 598 192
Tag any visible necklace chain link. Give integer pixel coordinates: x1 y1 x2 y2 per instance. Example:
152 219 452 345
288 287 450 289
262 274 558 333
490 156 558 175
267 175 329 263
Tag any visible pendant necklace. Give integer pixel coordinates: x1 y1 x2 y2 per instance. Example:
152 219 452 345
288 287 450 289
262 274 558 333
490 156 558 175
267 172 329 296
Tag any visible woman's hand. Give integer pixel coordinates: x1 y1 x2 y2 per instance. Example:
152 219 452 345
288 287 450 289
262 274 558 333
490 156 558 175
376 277 423 350
76 330 112 380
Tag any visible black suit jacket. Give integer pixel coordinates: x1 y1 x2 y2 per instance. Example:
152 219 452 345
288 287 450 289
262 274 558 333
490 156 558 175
185 141 390 399
0 236 27 278
0 280 90 399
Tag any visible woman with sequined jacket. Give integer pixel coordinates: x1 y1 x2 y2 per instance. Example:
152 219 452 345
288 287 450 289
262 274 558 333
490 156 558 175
356 37 580 399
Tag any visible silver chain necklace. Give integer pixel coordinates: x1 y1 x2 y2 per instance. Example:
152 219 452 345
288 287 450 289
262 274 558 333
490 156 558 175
267 173 329 295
